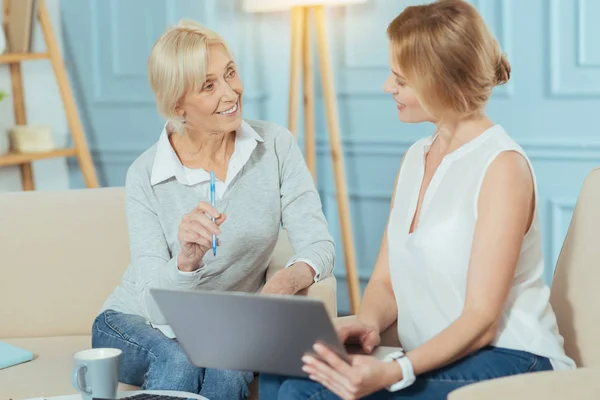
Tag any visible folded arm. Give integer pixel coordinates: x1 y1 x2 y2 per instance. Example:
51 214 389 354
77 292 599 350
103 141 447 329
263 128 335 295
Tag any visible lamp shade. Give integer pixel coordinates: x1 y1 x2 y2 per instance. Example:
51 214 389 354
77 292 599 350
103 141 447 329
242 0 367 12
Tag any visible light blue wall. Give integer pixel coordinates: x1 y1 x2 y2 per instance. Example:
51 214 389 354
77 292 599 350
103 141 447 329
61 0 600 315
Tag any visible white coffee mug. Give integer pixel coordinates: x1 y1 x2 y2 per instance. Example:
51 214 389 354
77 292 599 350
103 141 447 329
72 348 122 400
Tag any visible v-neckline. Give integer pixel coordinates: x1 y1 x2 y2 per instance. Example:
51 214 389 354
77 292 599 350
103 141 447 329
407 137 443 236
407 125 499 236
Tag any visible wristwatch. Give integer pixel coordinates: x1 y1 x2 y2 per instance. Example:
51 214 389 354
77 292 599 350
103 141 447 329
383 351 416 392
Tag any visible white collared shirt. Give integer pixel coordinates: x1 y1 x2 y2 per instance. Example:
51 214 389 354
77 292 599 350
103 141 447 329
150 121 264 200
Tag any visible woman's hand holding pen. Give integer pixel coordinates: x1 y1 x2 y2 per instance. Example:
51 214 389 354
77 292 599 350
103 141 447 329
177 202 225 272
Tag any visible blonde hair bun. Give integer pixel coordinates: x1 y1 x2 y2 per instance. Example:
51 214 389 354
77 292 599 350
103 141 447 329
496 54 511 86
387 0 510 118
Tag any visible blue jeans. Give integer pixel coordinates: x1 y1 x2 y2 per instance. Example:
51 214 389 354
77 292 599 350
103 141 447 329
92 310 253 399
259 346 553 400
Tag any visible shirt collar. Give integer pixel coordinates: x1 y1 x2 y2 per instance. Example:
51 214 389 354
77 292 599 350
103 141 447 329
150 124 186 186
239 120 265 144
150 120 264 186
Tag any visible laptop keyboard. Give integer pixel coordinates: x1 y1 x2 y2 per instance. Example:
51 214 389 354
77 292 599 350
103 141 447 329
121 395 192 400
94 394 194 400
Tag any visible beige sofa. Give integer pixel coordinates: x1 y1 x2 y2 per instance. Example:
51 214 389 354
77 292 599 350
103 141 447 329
0 187 337 400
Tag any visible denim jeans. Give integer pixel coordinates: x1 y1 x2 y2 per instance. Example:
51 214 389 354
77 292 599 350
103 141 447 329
92 310 253 399
259 346 553 400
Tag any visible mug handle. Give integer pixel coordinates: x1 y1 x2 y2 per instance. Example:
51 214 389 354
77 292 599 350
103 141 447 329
71 365 92 395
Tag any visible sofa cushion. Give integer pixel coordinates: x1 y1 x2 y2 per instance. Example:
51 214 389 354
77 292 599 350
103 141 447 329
0 336 139 400
0 188 130 338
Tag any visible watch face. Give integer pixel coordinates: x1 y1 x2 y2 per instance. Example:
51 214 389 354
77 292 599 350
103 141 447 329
383 351 405 362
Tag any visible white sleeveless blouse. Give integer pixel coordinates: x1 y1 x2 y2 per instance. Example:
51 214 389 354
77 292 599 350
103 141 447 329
387 125 575 370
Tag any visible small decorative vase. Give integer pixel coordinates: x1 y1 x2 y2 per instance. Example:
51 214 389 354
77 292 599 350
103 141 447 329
0 27 6 54
10 125 55 153
0 131 8 156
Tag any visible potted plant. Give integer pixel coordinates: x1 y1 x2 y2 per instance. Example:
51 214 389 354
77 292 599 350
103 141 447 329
0 90 6 103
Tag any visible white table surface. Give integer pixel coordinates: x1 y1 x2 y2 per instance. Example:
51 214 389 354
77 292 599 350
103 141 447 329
39 390 208 400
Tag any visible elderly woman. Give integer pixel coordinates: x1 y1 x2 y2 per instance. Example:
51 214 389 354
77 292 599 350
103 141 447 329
91 19 334 399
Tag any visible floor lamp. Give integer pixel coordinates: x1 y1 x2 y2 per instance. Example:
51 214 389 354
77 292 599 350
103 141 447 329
242 0 366 314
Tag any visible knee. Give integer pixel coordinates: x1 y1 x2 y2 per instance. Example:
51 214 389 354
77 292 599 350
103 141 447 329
202 369 253 399
219 369 253 386
259 373 288 400
146 352 203 392
91 312 113 348
279 380 304 399
279 379 327 400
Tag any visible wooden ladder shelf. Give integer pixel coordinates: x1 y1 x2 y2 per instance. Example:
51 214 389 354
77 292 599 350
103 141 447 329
1 0 98 190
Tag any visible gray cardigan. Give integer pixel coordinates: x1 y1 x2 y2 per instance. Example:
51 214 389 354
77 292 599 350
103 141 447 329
100 119 335 324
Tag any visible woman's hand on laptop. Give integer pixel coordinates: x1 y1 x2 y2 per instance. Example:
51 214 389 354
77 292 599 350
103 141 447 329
177 202 226 272
335 318 381 354
302 343 401 400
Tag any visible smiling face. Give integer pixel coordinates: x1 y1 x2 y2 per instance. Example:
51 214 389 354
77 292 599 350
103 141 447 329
176 44 243 134
382 44 433 124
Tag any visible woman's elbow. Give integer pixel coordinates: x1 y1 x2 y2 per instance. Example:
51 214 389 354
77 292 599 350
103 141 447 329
478 322 499 347
465 308 500 348
323 239 336 276
310 239 335 279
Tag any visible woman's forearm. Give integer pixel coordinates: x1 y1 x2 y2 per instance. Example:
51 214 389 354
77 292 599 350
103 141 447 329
356 227 398 334
405 310 497 376
262 261 316 296
357 279 398 334
287 261 317 292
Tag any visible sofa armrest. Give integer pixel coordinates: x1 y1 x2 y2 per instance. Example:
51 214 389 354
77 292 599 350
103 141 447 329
447 369 599 400
298 275 337 318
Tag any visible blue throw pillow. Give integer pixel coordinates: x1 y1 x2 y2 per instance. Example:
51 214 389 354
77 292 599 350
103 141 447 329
0 341 34 369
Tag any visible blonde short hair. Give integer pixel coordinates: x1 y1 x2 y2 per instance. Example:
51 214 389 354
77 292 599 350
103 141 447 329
387 0 510 118
148 19 233 134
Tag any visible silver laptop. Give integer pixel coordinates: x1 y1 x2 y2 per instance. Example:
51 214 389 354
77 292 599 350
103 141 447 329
150 288 392 377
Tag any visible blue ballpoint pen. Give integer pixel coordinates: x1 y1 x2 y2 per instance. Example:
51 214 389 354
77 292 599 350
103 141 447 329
210 171 217 256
